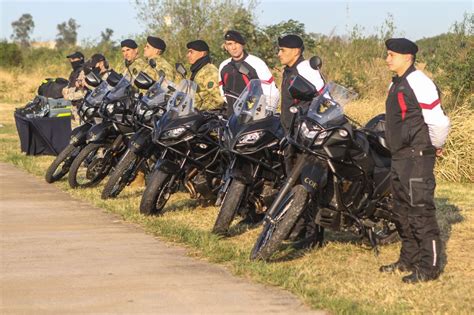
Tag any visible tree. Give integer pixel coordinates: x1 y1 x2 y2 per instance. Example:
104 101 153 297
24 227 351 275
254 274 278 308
56 18 80 49
100 28 114 44
134 0 258 64
11 13 35 47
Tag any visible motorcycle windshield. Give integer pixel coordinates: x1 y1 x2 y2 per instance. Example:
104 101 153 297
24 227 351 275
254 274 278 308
233 79 278 123
141 80 167 108
307 82 358 126
106 77 131 102
166 79 198 117
85 81 112 106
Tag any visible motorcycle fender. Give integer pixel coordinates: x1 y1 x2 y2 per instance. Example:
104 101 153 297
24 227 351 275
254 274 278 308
154 159 180 174
130 128 152 154
229 168 252 184
87 122 114 143
70 123 92 146
300 162 327 195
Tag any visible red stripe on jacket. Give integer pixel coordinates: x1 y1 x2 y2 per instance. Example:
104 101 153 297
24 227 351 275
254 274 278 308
419 99 440 110
397 92 407 121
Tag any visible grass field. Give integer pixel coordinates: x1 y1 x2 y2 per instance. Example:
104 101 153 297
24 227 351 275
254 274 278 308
1 98 473 314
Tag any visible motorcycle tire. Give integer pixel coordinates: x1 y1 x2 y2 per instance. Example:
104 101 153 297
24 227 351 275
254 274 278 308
139 169 172 215
68 143 109 188
250 185 308 261
45 144 77 183
212 179 246 236
101 150 139 200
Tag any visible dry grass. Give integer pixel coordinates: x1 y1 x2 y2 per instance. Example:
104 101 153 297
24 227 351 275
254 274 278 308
1 69 474 313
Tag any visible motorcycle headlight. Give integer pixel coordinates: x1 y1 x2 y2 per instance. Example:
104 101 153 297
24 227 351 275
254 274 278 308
106 103 114 114
162 127 187 139
238 131 264 144
300 121 318 139
85 107 95 117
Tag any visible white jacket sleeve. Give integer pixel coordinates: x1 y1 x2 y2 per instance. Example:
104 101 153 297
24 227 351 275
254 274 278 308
407 71 450 148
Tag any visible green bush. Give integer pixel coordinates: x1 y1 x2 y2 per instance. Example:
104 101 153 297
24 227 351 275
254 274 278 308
0 41 23 67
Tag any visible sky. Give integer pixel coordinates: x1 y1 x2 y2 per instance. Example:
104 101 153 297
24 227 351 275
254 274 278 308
0 0 472 44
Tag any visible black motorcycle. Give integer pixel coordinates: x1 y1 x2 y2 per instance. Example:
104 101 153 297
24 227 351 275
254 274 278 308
101 71 169 199
44 71 119 183
251 67 397 261
67 74 137 188
139 79 225 215
212 79 285 235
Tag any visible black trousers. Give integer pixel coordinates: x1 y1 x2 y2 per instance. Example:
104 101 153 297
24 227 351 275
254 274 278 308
391 154 441 274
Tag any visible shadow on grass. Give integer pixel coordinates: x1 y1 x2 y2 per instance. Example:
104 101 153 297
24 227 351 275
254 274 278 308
264 197 463 264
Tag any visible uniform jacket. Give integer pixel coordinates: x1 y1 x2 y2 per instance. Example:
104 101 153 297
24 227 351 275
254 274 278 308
280 56 325 131
385 65 450 157
144 55 178 85
191 62 222 111
218 52 278 116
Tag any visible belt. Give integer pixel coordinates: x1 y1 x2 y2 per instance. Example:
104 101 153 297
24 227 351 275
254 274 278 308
392 147 436 159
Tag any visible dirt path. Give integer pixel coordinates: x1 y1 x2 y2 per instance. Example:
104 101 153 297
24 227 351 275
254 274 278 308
0 163 323 314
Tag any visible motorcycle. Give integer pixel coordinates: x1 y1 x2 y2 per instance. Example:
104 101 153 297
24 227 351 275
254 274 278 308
139 78 225 215
250 58 397 261
44 70 119 183
101 70 170 199
212 79 285 235
67 74 137 188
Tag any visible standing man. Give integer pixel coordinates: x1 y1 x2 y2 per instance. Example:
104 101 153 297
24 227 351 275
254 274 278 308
119 39 148 81
277 34 325 132
219 30 278 117
62 51 87 101
379 38 450 283
143 36 177 83
186 39 222 111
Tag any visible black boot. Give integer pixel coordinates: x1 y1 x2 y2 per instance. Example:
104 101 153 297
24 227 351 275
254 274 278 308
379 261 413 273
402 269 440 283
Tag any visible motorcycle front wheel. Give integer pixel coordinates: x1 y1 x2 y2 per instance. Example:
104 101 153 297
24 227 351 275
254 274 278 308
250 184 308 261
101 150 140 199
212 179 246 236
68 143 111 188
139 169 173 215
45 144 78 183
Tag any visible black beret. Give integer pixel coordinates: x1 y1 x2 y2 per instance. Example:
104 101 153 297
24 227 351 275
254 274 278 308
186 40 209 52
66 51 84 60
147 36 166 51
89 53 105 65
224 30 246 45
385 38 418 55
120 39 138 49
278 34 304 49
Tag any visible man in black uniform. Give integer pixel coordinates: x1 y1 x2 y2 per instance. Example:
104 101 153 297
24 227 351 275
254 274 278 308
277 34 326 246
278 34 325 132
379 38 450 283
218 30 278 117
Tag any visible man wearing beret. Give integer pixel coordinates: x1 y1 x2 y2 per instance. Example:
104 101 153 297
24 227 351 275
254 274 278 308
143 35 177 83
379 38 450 283
278 34 325 132
219 30 279 117
119 39 148 81
277 34 325 245
186 39 222 110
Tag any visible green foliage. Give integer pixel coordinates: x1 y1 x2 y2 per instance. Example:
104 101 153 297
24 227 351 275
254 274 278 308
417 13 473 109
56 18 80 49
11 13 35 48
0 41 23 67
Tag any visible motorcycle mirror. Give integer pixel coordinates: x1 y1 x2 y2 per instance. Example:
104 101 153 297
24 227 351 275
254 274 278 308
237 63 250 76
149 58 157 69
158 70 165 79
309 56 322 70
289 106 298 114
175 63 187 78
106 70 123 87
84 71 102 87
288 74 317 101
134 71 155 90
